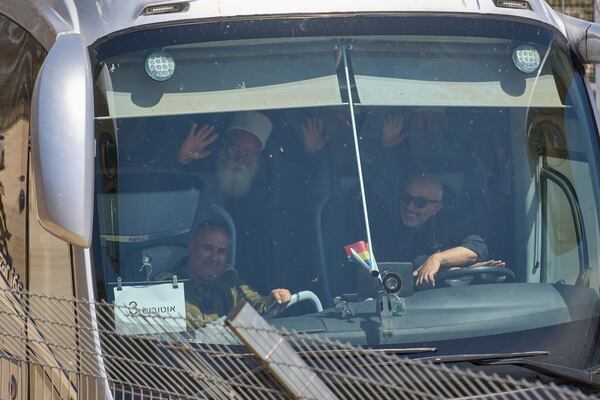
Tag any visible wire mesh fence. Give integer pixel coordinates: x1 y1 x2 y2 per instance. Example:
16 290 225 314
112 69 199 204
0 287 595 399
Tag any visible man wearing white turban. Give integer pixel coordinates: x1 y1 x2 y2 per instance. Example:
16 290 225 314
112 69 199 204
177 110 273 199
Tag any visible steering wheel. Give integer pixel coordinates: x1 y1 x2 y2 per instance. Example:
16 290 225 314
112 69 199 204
263 290 323 318
435 266 515 287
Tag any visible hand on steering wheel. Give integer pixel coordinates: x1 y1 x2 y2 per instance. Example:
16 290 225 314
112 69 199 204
262 290 323 318
435 264 514 287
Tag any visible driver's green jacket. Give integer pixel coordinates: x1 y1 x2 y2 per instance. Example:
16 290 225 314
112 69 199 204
156 262 269 322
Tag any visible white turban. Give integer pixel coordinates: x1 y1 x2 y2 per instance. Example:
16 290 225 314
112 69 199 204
226 111 273 149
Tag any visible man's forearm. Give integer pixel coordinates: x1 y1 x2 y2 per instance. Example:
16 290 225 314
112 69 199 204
414 246 480 287
432 246 478 268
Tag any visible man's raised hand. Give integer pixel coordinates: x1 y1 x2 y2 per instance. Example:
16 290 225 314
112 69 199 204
381 114 408 148
178 123 219 164
301 117 327 153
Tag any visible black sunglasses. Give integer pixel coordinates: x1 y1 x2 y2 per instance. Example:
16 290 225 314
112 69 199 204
400 193 441 210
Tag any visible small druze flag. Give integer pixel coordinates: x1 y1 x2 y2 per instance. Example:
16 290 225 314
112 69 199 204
345 241 371 265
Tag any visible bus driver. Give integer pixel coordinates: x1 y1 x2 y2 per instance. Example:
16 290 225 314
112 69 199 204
376 175 499 287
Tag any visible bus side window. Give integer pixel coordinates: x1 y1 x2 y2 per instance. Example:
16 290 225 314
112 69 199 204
543 177 580 284
0 14 46 291
542 153 600 288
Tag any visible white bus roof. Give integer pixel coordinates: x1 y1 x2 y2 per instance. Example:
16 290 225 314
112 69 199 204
0 0 567 51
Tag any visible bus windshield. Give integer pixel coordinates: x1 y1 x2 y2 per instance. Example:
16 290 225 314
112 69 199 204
91 16 600 362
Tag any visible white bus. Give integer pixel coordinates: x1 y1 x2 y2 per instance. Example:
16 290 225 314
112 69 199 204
3 0 600 397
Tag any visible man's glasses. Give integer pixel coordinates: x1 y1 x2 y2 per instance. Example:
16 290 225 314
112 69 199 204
400 193 441 210
223 143 259 165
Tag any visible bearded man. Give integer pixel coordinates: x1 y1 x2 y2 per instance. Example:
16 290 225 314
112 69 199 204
177 110 271 199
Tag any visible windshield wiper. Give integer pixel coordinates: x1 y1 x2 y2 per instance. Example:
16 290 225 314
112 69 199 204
418 350 549 364
418 351 600 389
299 347 437 360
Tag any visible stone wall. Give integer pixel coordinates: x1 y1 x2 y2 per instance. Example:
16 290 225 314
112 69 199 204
546 0 593 20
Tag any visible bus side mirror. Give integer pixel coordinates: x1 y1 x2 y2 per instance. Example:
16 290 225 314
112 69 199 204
582 23 600 63
560 13 600 64
31 33 94 247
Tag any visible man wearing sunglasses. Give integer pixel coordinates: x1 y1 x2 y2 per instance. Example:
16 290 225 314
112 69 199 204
381 174 489 287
